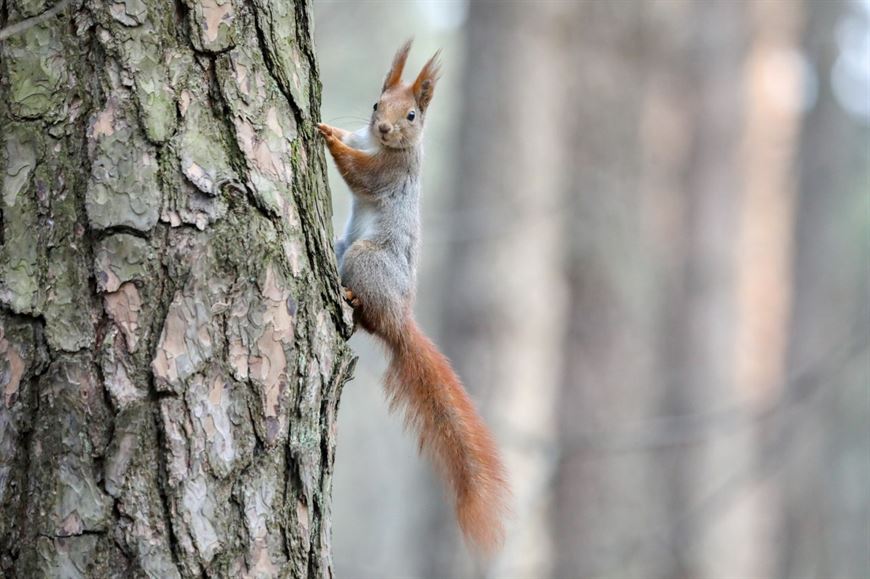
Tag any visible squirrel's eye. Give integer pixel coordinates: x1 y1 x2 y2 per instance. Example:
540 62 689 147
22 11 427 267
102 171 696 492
373 103 378 111
407 110 416 122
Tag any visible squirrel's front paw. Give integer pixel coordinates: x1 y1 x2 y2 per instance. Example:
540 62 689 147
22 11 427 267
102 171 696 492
343 287 361 308
316 123 335 139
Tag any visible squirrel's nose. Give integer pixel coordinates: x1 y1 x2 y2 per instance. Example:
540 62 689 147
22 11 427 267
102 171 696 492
378 123 390 135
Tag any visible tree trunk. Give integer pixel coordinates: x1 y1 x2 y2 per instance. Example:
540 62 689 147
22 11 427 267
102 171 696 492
654 2 757 577
552 3 664 577
425 3 571 577
0 0 353 576
776 0 870 575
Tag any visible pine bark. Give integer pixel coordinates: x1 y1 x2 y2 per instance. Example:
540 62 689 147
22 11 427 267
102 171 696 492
0 0 354 577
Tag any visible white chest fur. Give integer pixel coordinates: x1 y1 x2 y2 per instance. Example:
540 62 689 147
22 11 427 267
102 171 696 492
344 197 379 244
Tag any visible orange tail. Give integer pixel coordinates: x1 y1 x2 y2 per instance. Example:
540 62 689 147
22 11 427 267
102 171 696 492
381 317 509 552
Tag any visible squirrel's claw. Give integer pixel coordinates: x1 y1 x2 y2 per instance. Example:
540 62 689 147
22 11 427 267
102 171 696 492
343 287 361 308
316 123 335 139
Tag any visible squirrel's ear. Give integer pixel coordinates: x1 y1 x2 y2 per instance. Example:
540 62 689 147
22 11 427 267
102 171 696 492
383 39 413 92
413 50 442 112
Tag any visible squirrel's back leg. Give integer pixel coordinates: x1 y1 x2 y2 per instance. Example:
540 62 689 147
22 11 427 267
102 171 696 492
340 240 411 337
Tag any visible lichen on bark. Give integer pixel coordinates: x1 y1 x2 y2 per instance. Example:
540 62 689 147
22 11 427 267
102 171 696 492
0 0 353 576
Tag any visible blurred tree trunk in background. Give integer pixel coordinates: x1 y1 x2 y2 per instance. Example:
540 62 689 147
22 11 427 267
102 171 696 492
661 1 809 576
776 0 870 576
0 0 353 576
651 2 773 577
552 0 804 576
312 0 867 576
433 2 813 578
430 2 570 577
639 5 699 574
661 3 748 572
553 3 663 578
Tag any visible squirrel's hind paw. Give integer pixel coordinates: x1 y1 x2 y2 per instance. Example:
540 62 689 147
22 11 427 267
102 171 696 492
343 287 362 308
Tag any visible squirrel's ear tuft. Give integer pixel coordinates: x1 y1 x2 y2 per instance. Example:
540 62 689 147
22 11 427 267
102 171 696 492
383 39 413 92
413 50 442 112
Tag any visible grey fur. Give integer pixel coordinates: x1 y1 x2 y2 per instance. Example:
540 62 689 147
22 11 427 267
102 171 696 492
336 127 423 331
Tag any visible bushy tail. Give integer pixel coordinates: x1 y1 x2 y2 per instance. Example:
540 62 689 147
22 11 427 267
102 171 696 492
382 317 510 552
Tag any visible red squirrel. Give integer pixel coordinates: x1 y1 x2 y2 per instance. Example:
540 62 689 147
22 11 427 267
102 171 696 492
317 40 509 552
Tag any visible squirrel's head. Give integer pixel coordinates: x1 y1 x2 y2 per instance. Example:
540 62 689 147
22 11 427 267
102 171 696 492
370 39 441 149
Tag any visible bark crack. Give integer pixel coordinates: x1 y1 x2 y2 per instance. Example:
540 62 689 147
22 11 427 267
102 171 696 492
93 224 151 242
37 529 108 539
292 0 321 115
147 225 184 573
0 0 73 42
249 0 348 337
151 403 184 572
208 58 278 223
248 0 304 127
1 313 47 570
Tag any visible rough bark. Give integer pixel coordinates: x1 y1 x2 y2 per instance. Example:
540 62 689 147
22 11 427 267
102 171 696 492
0 0 354 577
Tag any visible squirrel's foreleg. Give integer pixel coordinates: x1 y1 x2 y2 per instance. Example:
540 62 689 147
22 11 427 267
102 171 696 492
317 123 376 193
316 122 351 142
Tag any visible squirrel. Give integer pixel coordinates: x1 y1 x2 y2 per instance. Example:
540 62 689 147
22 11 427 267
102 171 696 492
317 40 509 552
